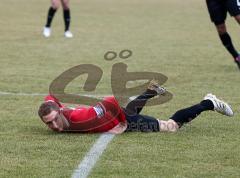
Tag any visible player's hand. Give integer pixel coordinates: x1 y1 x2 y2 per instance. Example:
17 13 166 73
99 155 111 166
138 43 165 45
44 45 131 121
107 122 127 134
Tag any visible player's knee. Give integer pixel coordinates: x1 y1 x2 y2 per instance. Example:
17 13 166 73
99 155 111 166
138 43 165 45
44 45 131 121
234 15 240 24
51 0 60 9
62 0 70 10
216 24 227 35
158 120 179 132
62 5 69 10
51 4 60 10
166 120 178 132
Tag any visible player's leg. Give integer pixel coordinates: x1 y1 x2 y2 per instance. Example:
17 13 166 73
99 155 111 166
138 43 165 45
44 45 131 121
232 14 240 69
153 99 214 132
61 0 73 38
233 14 240 24
124 80 166 115
217 24 239 60
227 0 240 23
169 93 233 128
43 0 60 37
125 113 180 132
227 0 240 68
125 114 161 132
206 0 239 64
126 94 233 133
157 119 179 132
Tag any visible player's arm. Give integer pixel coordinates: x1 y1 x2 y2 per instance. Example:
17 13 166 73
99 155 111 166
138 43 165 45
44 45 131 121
95 96 123 120
69 97 121 122
107 121 127 134
70 107 98 122
70 102 118 122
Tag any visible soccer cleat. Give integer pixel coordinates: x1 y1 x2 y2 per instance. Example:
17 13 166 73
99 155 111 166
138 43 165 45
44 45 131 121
148 80 166 95
43 27 51 37
234 55 240 70
204 93 234 117
64 31 73 38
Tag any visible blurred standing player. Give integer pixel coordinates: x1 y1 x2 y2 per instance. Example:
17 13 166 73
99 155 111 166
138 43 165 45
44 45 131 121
43 0 73 38
206 0 240 69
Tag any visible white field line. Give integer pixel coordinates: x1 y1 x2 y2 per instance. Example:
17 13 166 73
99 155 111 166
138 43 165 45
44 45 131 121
0 91 121 178
0 91 134 100
0 91 106 98
72 133 115 178
0 91 46 96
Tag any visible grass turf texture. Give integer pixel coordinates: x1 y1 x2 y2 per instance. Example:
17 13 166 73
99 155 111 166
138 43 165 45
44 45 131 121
0 0 240 177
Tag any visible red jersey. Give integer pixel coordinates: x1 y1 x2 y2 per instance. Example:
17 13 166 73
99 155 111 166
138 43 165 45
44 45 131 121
44 95 126 133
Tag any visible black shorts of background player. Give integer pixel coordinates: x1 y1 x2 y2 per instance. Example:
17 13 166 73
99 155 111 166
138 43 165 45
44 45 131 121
43 0 73 38
206 0 240 69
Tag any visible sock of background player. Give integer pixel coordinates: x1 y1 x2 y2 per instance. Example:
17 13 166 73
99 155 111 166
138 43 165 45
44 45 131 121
219 33 239 58
63 9 71 31
46 7 57 28
170 100 214 127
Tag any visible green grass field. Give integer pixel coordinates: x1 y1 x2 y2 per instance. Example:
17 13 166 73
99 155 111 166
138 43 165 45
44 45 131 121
1 0 240 177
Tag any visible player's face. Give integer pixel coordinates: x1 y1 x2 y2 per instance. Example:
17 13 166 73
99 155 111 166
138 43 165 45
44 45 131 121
42 110 64 132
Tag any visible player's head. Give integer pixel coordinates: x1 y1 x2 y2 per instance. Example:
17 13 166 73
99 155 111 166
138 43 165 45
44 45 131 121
38 101 63 132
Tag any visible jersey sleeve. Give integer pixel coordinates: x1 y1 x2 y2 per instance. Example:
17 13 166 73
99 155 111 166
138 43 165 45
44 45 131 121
70 96 123 122
98 96 126 122
62 96 126 132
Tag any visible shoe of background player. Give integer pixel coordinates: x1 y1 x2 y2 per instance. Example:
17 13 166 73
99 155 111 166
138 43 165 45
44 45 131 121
148 80 166 95
64 31 73 38
43 27 51 38
234 55 240 70
204 93 234 117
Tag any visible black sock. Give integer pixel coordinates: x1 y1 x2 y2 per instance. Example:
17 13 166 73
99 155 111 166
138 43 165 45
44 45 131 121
46 7 57 27
219 33 239 58
124 89 157 115
170 100 214 127
63 9 71 31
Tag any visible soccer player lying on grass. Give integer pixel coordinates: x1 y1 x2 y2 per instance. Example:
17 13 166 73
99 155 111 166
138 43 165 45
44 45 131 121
38 80 234 134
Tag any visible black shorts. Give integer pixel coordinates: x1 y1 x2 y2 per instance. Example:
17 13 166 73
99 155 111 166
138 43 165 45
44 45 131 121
206 0 240 25
124 113 160 132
